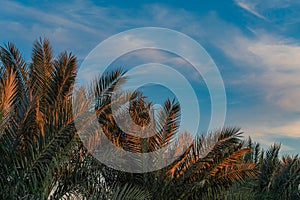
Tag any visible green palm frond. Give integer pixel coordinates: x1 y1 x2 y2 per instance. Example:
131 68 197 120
154 98 180 149
29 38 54 96
108 183 151 200
94 67 126 114
48 51 77 104
0 42 28 85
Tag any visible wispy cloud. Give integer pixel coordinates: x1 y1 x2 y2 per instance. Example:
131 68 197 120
0 1 98 35
221 32 300 112
235 0 300 26
218 28 300 153
0 1 206 59
235 1 266 20
242 120 300 154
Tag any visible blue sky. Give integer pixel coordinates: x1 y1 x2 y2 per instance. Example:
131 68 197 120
1 0 300 155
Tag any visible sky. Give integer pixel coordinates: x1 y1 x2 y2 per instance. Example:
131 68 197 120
1 0 300 155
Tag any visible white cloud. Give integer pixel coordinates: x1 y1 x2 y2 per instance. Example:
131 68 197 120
241 119 300 153
273 120 300 138
247 119 300 139
235 1 266 20
1 1 97 34
216 22 300 154
235 0 300 25
220 32 300 112
247 37 300 112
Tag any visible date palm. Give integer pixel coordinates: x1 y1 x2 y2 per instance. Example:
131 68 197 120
225 141 300 200
89 75 258 199
1 38 258 199
0 39 149 199
254 144 300 199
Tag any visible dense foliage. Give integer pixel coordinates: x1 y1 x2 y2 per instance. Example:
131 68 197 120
0 39 299 199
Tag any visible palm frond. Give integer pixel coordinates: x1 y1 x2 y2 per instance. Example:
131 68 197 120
29 37 54 98
47 51 77 105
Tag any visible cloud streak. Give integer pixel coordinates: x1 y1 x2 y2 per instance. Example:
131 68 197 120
221 32 300 112
235 1 266 20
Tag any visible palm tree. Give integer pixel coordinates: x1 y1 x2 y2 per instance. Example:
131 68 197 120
0 39 149 199
123 128 257 199
254 144 300 199
226 141 300 200
88 76 258 199
1 38 258 199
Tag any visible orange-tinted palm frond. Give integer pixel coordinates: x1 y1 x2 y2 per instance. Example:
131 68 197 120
209 148 251 177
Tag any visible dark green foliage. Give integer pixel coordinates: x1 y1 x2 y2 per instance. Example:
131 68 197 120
226 142 300 200
2 38 297 200
0 39 148 199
